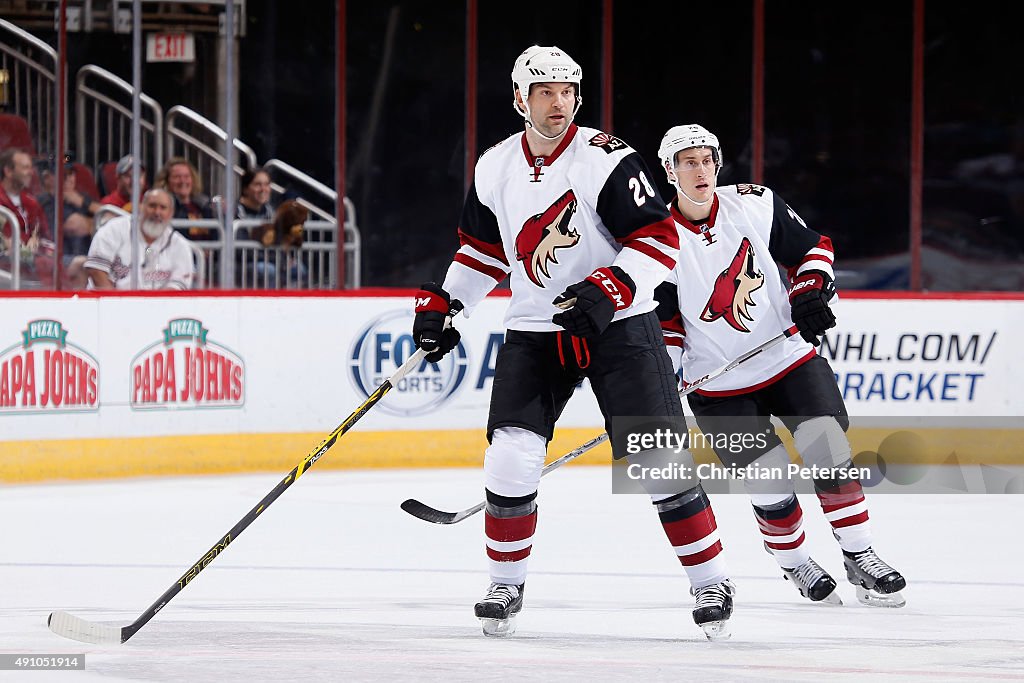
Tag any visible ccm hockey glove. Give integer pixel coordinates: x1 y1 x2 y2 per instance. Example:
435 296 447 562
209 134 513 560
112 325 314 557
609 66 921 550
413 282 461 362
789 270 837 345
552 266 636 338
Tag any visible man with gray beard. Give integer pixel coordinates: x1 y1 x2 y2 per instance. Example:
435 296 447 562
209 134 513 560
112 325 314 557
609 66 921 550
84 188 195 290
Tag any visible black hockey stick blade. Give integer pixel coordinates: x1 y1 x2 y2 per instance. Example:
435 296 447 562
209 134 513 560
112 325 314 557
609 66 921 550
400 498 484 524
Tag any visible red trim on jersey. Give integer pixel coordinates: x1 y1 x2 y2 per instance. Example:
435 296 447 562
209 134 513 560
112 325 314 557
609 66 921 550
623 241 676 269
788 235 835 281
677 540 724 567
660 311 685 336
617 216 681 250
765 533 806 551
454 252 507 282
664 336 684 348
486 546 533 563
484 510 537 542
520 123 578 169
693 347 815 397
669 194 720 236
458 229 509 265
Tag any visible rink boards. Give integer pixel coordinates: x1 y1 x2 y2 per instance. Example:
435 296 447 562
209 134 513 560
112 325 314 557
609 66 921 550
1 291 1022 482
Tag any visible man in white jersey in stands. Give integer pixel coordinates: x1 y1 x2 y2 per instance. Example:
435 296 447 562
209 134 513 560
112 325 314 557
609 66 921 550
653 124 906 608
85 188 195 290
411 48 736 639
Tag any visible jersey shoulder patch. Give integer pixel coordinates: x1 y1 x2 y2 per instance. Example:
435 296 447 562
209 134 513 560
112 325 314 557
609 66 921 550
587 131 629 154
735 183 767 197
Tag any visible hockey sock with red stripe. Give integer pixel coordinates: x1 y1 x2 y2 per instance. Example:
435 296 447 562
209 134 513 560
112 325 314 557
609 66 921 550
654 485 729 588
484 490 538 586
754 494 809 569
815 468 872 553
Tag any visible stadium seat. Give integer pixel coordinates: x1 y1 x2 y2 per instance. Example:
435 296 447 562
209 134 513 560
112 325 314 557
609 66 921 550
0 114 36 155
100 161 119 196
71 163 101 200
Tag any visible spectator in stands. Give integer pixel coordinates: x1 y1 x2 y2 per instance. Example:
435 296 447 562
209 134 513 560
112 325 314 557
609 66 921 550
37 159 100 254
157 157 214 240
0 148 54 285
99 154 148 211
84 188 195 290
36 158 100 288
236 167 274 223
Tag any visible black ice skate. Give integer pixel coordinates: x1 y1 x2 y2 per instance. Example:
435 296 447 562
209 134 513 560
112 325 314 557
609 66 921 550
781 558 842 605
474 583 525 637
690 579 736 640
843 547 906 608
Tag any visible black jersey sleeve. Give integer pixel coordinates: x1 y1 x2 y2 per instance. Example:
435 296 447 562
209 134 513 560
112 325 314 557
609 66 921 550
452 177 510 282
596 152 674 241
766 191 835 282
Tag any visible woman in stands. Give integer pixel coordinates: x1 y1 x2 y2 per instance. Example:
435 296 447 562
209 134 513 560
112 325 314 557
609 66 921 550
157 157 214 240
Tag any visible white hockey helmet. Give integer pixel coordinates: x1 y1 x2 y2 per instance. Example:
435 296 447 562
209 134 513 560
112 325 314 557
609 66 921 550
511 45 582 122
658 124 723 191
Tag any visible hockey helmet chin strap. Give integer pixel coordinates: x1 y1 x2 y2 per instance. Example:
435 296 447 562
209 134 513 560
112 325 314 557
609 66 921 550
514 89 582 142
670 147 721 208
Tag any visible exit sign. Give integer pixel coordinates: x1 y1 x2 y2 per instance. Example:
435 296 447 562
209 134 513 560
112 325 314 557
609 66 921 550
146 33 195 63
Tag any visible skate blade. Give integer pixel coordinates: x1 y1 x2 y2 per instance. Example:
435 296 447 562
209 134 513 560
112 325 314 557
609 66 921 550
855 586 906 608
700 620 731 641
819 589 843 606
480 616 517 637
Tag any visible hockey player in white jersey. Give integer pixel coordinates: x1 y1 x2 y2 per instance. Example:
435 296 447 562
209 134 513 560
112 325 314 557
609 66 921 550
412 48 735 639
84 188 195 290
653 124 906 608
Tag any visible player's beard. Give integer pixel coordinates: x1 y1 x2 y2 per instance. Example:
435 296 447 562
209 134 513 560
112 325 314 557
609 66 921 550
140 217 169 240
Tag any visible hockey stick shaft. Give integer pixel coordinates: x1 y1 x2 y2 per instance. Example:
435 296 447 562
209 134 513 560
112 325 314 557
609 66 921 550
401 327 796 524
50 304 461 644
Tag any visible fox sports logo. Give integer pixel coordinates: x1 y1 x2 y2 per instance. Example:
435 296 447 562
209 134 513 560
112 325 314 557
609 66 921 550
349 309 468 417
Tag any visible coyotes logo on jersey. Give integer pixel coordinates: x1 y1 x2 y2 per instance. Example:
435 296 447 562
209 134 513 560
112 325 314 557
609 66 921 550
700 236 764 333
514 189 580 287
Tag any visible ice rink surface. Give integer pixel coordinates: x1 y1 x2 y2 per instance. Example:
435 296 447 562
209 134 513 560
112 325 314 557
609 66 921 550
2 466 1023 682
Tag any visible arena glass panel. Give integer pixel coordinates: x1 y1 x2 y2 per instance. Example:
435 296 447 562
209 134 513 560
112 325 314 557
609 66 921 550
763 3 912 291
610 0 753 202
921 3 1024 292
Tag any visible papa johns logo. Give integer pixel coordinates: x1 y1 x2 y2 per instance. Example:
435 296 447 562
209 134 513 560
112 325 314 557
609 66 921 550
348 310 468 417
130 318 245 410
0 319 100 413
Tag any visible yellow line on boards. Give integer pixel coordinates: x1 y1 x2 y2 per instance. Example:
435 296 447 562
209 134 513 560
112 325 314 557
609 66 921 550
1 427 1020 483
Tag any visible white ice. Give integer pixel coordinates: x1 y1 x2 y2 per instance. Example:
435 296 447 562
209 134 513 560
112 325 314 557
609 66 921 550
2 466 1023 682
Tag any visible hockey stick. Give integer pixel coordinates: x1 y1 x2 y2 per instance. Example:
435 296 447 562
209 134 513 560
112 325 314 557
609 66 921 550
49 304 462 645
401 327 797 524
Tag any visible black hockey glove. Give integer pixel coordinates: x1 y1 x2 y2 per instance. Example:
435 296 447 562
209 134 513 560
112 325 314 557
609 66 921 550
788 270 837 346
413 282 461 362
551 266 636 338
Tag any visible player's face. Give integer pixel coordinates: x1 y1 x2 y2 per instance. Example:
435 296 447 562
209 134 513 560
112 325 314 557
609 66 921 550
673 147 717 203
525 83 576 138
